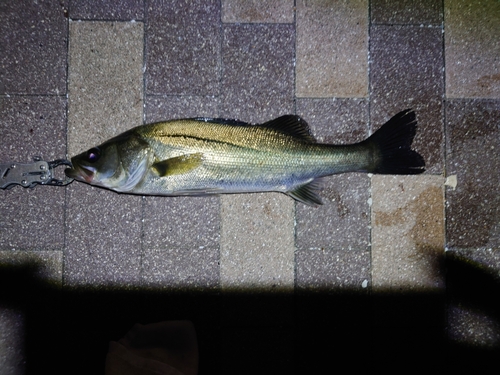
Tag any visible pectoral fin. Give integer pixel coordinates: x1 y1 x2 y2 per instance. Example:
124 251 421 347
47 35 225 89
152 153 203 177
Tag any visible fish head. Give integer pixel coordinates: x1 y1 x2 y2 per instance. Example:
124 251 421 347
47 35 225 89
65 131 152 192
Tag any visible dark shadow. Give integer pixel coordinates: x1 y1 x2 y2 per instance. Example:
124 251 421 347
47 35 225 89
1 252 499 374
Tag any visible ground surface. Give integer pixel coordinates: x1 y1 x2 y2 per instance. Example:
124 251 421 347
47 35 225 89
1 1 499 373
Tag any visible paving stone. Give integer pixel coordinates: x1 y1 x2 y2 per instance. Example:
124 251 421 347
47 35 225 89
371 0 443 25
220 193 294 291
371 175 445 292
68 20 144 155
0 96 67 251
221 0 294 23
220 24 295 123
445 100 500 250
70 0 144 20
0 188 66 251
295 249 370 292
0 96 67 162
142 95 221 290
64 183 143 287
295 98 370 251
0 309 24 375
219 326 294 373
0 1 68 94
446 249 500 349
370 25 444 174
295 174 370 251
66 20 144 287
4 1 500 369
145 96 219 122
142 196 219 251
142 245 219 290
145 0 220 96
0 250 63 285
0 250 63 374
142 196 220 290
448 304 500 348
445 0 500 98
296 98 370 143
296 0 368 97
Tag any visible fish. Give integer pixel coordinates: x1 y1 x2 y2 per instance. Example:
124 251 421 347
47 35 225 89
65 109 425 206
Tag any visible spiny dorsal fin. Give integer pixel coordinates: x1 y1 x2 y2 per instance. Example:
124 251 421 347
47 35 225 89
260 115 316 143
286 179 323 206
152 153 203 177
192 117 250 127
193 115 316 143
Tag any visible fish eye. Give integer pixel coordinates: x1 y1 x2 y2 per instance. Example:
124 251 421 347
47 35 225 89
86 147 101 163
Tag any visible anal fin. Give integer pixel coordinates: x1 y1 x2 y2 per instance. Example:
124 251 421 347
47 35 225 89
286 180 323 206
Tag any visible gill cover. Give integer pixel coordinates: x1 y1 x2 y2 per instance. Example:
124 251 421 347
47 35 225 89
66 130 152 191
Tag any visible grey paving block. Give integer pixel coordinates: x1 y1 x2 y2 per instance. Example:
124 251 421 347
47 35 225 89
448 303 500 348
219 326 294 372
221 0 294 23
142 245 219 290
145 96 219 122
445 0 500 98
295 249 370 292
447 249 500 348
445 100 500 250
370 25 444 174
145 0 220 96
0 96 67 251
296 174 370 251
0 188 66 251
296 98 370 144
0 250 63 285
295 99 370 251
296 0 368 97
64 183 143 287
220 24 295 123
371 0 443 25
0 96 68 163
70 0 144 20
0 1 68 95
0 250 63 373
0 308 24 375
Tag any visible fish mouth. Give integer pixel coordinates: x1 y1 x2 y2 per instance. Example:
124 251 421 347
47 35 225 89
65 165 94 183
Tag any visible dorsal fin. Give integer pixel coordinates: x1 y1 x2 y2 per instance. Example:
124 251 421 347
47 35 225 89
260 115 316 143
193 115 316 143
192 117 250 127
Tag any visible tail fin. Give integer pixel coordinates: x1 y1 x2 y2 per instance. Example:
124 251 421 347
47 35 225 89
364 109 425 174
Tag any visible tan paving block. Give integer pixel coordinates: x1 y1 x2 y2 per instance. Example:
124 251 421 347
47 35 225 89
68 21 144 155
445 0 500 98
371 175 445 292
220 193 295 291
66 21 144 288
222 0 294 23
296 0 368 98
